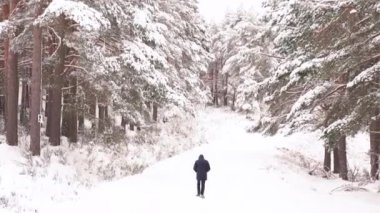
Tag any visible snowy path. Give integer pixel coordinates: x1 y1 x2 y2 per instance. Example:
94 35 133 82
42 108 380 213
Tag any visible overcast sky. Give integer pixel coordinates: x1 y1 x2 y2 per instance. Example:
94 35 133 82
197 0 264 23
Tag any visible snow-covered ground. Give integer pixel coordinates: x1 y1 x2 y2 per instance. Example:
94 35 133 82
40 108 380 213
1 108 380 212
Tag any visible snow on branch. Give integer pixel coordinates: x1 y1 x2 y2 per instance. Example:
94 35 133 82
346 62 380 89
133 8 150 29
0 20 9 38
287 82 332 120
120 40 168 86
36 0 110 32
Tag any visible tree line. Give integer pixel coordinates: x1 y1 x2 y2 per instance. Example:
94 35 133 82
208 0 380 180
0 0 210 155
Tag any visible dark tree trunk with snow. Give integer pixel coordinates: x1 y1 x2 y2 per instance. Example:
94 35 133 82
30 5 42 155
78 95 84 132
213 66 219 106
45 88 52 136
20 79 30 127
5 0 20 146
62 78 78 143
0 95 5 122
153 102 158 122
223 74 228 106
5 1 20 146
370 115 380 180
87 93 96 131
2 3 9 132
323 147 331 172
98 104 106 134
337 136 348 180
333 147 340 173
231 89 236 111
121 116 127 131
49 22 67 146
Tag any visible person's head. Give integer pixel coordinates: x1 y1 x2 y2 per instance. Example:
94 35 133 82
199 154 204 160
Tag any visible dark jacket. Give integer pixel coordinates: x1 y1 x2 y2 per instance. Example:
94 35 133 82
193 155 211 180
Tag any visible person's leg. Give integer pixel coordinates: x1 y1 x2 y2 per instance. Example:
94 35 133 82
201 180 206 195
197 180 201 196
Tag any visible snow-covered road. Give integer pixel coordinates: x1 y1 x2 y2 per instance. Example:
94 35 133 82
41 108 380 213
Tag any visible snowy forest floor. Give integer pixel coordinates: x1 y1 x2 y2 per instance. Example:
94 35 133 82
2 107 380 213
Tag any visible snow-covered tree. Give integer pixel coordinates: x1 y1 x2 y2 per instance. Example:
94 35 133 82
0 0 210 153
258 0 380 179
209 8 273 115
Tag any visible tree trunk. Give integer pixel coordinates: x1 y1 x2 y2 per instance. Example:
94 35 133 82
5 0 19 146
153 102 158 122
61 81 70 137
49 26 66 146
20 79 29 127
213 66 219 106
78 95 84 132
129 123 134 131
2 3 9 132
323 147 331 172
333 147 340 173
0 95 5 120
121 116 127 131
98 104 106 134
370 116 380 180
223 74 228 106
30 6 42 155
45 88 52 136
68 80 78 143
231 89 236 111
62 78 78 142
338 135 348 180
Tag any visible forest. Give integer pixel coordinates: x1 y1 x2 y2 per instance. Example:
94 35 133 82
0 0 379 206
208 0 380 181
0 0 210 154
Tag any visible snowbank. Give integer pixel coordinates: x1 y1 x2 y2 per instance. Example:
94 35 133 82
0 112 205 212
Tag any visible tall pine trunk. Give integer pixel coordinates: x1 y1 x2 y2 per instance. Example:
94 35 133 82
30 4 42 155
231 89 236 111
153 102 158 122
62 77 78 142
45 88 52 136
333 147 340 173
20 79 30 127
2 3 9 132
49 19 66 146
338 135 348 180
121 116 127 131
98 104 106 134
370 115 380 180
213 66 219 106
77 90 84 133
323 147 331 172
6 0 19 146
223 74 228 106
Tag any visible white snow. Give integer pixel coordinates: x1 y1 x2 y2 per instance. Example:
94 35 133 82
1 108 379 212
133 8 150 29
36 0 110 32
0 20 9 37
347 62 380 88
287 82 331 119
28 108 380 213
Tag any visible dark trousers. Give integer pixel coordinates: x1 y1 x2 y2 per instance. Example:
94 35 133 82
197 179 206 195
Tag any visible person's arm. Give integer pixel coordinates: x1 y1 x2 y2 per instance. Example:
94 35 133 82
193 161 197 172
206 161 210 172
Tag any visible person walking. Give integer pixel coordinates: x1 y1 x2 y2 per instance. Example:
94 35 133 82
193 154 210 198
